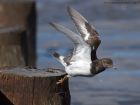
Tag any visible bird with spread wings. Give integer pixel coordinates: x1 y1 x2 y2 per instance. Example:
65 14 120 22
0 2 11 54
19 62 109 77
49 7 113 85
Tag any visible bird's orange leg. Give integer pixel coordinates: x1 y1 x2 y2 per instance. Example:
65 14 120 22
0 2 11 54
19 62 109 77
57 74 70 85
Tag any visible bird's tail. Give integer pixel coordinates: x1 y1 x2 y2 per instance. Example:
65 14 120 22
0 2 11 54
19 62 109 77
47 50 67 67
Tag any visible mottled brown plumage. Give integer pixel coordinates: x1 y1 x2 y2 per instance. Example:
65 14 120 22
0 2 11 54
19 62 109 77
90 58 113 75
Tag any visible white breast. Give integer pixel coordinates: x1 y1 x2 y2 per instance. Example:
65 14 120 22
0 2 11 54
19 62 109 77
65 60 91 76
65 46 92 76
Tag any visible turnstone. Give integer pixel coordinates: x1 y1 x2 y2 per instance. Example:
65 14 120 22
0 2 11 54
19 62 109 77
49 6 113 84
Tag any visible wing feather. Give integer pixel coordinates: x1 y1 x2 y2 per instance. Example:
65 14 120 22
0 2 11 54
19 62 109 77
50 22 85 45
67 6 99 41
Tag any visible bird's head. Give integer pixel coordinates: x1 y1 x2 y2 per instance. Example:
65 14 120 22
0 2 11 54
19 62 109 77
90 58 113 75
100 58 113 68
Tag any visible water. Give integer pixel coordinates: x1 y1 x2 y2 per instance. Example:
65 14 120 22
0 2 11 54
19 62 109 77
37 25 140 105
37 1 140 105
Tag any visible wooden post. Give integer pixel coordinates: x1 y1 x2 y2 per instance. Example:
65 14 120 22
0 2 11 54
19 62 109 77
0 28 25 67
0 67 70 105
0 2 71 105
0 2 36 67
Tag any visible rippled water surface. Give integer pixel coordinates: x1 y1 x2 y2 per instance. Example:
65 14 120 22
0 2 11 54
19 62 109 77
37 25 140 105
37 1 140 105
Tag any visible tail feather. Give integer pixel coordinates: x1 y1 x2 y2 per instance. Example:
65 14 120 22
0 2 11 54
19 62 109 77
47 50 66 66
52 52 60 60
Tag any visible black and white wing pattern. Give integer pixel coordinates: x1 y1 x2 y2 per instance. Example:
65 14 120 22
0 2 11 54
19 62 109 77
49 22 90 64
67 6 100 43
67 6 101 60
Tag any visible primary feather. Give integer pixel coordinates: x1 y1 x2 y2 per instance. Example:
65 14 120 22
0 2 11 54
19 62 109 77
67 6 101 61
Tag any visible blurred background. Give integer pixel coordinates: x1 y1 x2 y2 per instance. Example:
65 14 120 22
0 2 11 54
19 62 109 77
37 0 140 105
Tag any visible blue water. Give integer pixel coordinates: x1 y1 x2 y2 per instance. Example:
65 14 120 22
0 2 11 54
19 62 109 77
37 29 140 105
37 1 140 104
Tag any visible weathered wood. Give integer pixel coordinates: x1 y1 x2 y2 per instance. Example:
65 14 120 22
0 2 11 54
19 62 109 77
0 2 36 67
0 2 71 105
0 2 32 29
0 28 25 67
0 67 70 105
25 2 36 67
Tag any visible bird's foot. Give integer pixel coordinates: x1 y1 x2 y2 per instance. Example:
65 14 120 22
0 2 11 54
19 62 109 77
56 75 69 85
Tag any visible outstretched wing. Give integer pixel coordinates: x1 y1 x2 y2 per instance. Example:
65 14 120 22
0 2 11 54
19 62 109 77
50 22 89 62
67 6 99 41
50 22 85 46
47 49 67 66
67 6 101 60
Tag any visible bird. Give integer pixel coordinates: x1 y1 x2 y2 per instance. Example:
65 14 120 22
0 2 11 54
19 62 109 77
67 6 101 61
49 6 113 85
